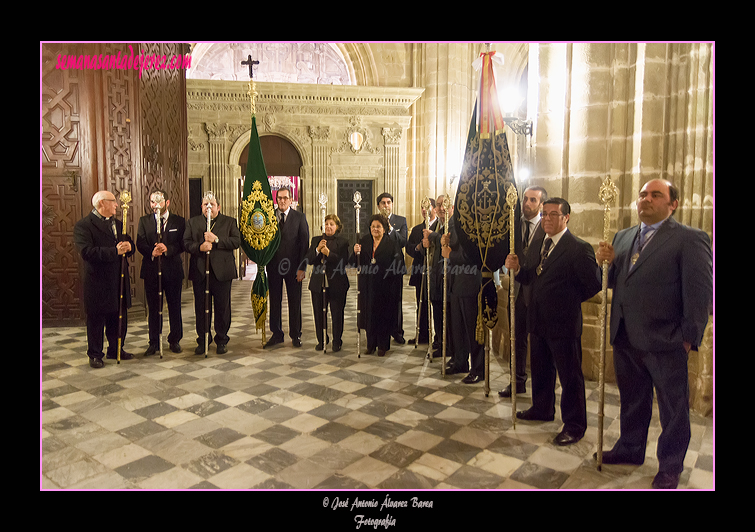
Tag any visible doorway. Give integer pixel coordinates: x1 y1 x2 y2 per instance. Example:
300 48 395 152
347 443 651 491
337 180 373 249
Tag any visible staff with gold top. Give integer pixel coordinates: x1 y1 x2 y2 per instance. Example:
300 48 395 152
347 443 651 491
505 183 518 425
73 190 135 368
421 197 435 361
595 176 618 470
115 190 132 364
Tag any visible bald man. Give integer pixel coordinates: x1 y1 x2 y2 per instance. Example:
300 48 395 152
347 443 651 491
595 179 712 489
73 190 135 368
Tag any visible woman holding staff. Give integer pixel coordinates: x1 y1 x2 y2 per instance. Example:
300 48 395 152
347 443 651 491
305 214 350 352
350 214 402 357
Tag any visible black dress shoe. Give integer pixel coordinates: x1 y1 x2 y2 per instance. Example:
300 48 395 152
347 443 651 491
593 449 645 465
292 338 302 347
332 341 342 352
553 430 583 446
264 335 284 348
170 343 182 353
377 349 387 357
216 344 227 354
392 335 406 344
462 373 484 384
497 383 526 398
516 408 555 422
652 471 680 489
315 343 324 351
144 345 158 357
194 344 205 355
89 357 104 369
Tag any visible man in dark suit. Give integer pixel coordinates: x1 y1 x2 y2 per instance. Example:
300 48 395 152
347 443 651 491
377 192 408 344
183 192 241 354
406 198 437 346
595 179 712 489
137 190 185 355
505 197 601 446
73 190 135 368
441 215 484 384
265 186 310 348
499 186 547 397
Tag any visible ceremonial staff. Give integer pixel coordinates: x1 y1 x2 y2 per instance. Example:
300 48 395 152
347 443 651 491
597 176 618 470
204 192 215 359
414 198 428 352
421 197 434 361
319 193 328 354
154 194 165 359
354 191 362 358
441 195 452 377
116 190 132 364
506 183 518 427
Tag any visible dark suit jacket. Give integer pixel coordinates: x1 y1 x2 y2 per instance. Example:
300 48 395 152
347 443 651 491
136 212 185 281
183 213 240 282
73 211 135 314
515 219 545 306
447 217 482 298
608 216 712 352
387 213 408 273
269 208 309 276
304 234 350 295
406 218 438 288
516 229 601 339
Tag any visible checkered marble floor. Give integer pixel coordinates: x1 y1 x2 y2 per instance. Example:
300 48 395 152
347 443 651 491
41 273 714 490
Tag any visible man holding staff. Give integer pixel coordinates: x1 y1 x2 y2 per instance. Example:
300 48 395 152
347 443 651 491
184 192 241 355
73 190 135 368
137 190 185 355
594 179 712 489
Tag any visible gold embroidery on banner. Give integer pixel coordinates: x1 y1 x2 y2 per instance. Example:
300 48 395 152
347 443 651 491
240 181 278 250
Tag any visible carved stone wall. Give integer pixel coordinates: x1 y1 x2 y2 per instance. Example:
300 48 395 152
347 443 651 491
186 80 423 239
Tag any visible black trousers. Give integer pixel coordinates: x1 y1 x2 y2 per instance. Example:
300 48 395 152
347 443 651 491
268 269 303 340
86 304 128 359
311 288 347 345
192 274 231 346
511 293 529 385
529 333 587 435
144 272 183 346
612 327 690 475
449 293 483 375
413 283 430 343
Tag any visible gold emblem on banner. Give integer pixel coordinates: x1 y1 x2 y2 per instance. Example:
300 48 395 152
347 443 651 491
455 129 511 253
240 181 279 250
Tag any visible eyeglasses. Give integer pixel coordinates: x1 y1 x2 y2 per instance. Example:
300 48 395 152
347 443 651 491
541 212 565 219
277 195 291 201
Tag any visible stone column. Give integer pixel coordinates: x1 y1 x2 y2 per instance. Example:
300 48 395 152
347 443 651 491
382 127 402 214
309 126 330 232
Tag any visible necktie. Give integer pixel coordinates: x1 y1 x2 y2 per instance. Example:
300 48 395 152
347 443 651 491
631 225 655 267
536 238 552 275
280 212 286 230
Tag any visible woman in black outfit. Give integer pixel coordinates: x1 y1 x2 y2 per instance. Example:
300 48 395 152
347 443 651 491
306 214 350 351
350 214 402 357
